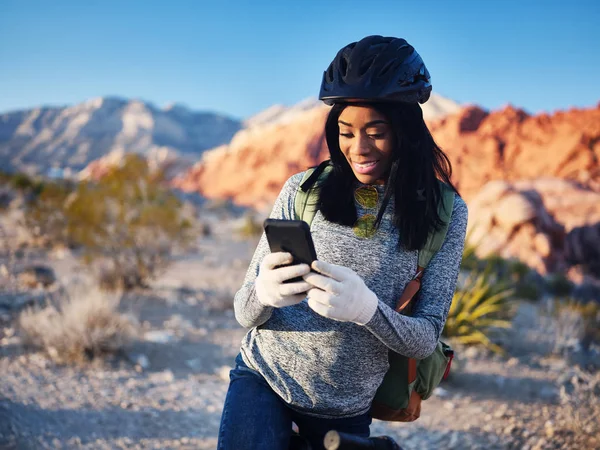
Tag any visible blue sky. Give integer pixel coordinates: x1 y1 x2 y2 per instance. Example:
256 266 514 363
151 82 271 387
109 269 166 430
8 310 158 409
1 0 599 119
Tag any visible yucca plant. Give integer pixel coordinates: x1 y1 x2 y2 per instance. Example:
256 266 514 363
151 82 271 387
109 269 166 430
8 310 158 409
443 267 515 354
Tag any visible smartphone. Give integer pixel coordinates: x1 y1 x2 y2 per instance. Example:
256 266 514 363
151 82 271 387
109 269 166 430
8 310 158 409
263 219 317 283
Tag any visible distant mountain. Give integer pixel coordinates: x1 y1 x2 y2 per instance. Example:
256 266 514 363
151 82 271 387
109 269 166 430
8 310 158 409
0 97 242 175
243 93 460 128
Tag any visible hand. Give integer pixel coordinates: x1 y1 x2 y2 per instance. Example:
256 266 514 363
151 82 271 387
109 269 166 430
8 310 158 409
303 260 379 325
255 252 312 308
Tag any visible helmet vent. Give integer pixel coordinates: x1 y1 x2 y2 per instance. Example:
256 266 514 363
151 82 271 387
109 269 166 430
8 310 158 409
359 56 376 76
377 59 396 78
339 55 349 77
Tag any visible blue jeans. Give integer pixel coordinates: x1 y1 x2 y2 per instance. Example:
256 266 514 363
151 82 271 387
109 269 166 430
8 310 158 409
217 353 372 450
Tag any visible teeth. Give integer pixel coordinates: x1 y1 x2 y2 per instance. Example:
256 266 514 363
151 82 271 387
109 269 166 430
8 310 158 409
356 162 377 168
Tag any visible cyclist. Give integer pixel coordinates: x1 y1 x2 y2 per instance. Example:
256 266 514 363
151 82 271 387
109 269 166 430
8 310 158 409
217 35 468 450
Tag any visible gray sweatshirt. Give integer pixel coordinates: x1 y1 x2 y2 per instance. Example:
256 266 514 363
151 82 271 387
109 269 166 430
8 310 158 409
234 172 468 419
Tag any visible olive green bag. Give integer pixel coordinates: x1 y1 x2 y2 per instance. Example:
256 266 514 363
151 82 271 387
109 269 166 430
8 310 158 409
293 161 455 422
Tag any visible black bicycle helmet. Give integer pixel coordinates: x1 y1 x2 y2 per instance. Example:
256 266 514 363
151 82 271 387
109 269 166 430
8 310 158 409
319 35 432 105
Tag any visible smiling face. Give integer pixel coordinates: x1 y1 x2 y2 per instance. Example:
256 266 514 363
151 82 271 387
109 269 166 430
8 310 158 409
337 105 395 185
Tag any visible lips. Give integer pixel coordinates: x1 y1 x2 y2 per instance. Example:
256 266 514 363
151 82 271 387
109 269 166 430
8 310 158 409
352 160 379 174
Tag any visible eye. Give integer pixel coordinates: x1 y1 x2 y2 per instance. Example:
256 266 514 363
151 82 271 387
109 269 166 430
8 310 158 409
368 133 385 139
339 132 354 138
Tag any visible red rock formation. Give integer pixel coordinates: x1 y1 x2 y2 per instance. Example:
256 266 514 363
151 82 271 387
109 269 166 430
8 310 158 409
467 178 600 276
172 105 331 211
173 102 600 210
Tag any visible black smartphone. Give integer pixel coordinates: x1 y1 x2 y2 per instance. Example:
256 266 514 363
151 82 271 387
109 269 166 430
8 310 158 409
263 219 317 283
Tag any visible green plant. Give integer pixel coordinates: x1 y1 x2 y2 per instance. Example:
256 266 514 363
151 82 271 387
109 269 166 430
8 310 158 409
23 154 195 289
10 173 35 191
546 273 574 297
64 154 195 289
443 269 515 354
460 227 484 271
482 253 509 277
24 182 72 245
507 259 531 281
460 240 479 271
514 281 543 301
237 213 263 238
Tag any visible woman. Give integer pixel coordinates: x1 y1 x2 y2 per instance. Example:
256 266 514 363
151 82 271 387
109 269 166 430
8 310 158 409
217 35 468 450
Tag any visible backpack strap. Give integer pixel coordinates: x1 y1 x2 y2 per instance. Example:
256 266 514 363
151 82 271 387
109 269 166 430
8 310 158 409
417 182 455 268
395 182 455 313
293 160 332 226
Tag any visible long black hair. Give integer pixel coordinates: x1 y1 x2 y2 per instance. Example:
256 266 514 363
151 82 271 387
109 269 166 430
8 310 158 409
317 102 459 251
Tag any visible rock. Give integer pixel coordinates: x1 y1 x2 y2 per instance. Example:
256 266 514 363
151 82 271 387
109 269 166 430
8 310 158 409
506 357 519 367
504 424 516 435
144 330 177 344
533 233 552 258
157 370 174 383
128 353 150 370
464 346 480 359
494 404 509 418
217 366 231 382
0 291 43 312
17 265 56 288
495 193 537 231
539 386 558 401
544 420 555 438
185 359 203 370
565 223 600 277
433 387 450 398
464 178 599 275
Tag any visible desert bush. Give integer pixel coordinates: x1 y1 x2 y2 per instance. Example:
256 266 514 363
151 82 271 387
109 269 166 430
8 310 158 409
460 240 479 271
19 284 138 364
506 259 531 281
513 280 544 301
237 213 263 238
559 367 600 436
23 182 72 246
66 155 195 289
545 298 600 353
24 154 195 289
444 266 515 353
546 272 575 297
10 173 35 191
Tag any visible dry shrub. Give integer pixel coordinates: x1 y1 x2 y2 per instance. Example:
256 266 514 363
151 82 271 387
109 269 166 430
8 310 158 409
18 285 138 364
540 298 600 355
559 367 600 436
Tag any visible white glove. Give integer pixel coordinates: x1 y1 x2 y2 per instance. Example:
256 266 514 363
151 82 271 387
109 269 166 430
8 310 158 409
303 260 379 325
255 252 312 308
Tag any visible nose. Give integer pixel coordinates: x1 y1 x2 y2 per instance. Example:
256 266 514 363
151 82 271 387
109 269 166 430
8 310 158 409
350 133 371 156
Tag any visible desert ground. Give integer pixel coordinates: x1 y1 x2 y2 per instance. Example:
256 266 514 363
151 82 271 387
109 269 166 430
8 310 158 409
0 211 598 450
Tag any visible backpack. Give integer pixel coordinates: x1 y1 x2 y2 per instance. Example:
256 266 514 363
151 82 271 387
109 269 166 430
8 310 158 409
293 160 455 422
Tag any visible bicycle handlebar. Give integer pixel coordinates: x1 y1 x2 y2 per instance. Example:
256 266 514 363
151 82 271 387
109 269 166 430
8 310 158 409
323 430 402 450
